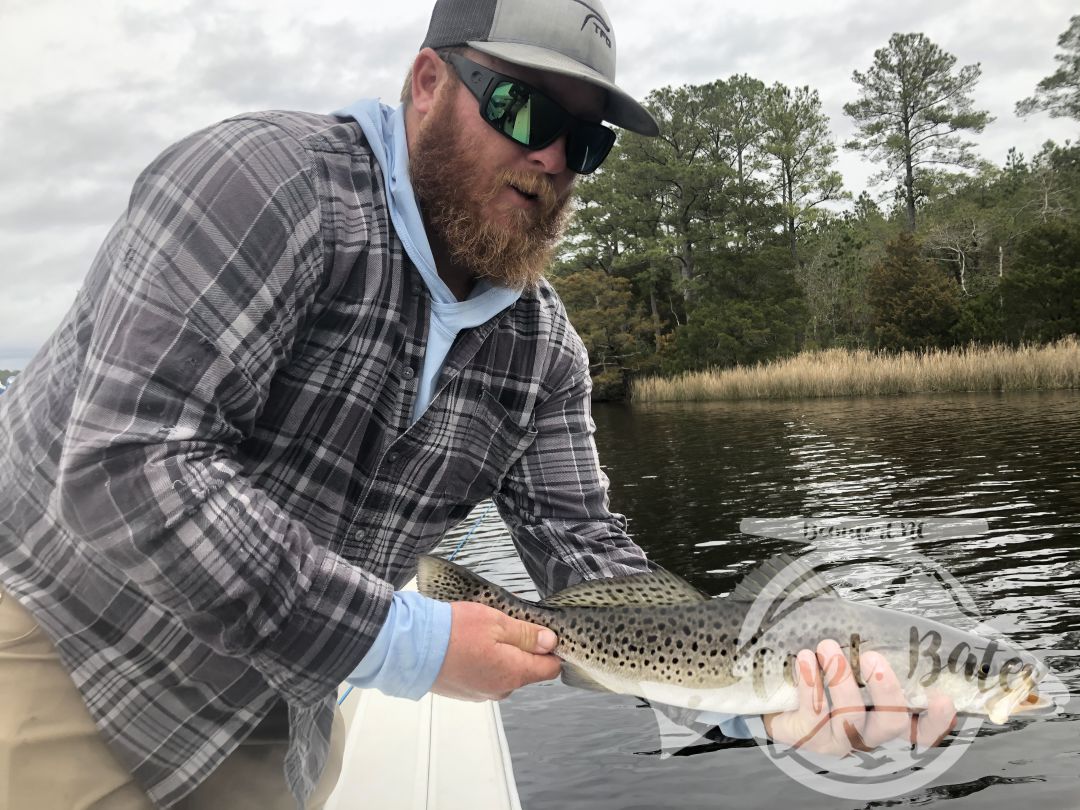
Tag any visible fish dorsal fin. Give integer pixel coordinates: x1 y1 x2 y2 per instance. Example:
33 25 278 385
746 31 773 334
730 554 839 603
539 567 708 607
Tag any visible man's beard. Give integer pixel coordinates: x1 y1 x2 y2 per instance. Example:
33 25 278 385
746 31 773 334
410 96 571 291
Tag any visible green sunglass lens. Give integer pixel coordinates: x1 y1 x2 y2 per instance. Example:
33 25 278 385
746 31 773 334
487 83 531 143
486 81 565 148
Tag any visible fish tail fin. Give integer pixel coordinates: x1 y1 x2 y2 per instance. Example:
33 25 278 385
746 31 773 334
417 555 527 614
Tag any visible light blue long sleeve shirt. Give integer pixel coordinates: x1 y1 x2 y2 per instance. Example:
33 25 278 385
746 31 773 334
331 100 757 739
344 589 452 699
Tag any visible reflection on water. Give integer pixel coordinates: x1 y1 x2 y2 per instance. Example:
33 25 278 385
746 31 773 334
441 391 1080 810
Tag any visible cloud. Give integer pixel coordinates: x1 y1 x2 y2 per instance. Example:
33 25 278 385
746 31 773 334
0 86 194 361
0 1 435 362
619 0 1077 197
175 7 423 112
0 251 85 368
1 0 1077 364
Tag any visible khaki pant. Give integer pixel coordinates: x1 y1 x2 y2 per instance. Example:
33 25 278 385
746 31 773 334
0 588 345 810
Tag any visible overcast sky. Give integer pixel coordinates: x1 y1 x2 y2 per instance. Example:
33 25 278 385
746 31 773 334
0 0 1075 369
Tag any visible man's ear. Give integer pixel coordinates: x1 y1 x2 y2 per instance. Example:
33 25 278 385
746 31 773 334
411 48 447 116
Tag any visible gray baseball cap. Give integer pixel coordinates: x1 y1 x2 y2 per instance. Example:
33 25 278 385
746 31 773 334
420 0 659 136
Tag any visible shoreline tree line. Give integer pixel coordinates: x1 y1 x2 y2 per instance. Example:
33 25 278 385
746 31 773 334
551 18 1080 399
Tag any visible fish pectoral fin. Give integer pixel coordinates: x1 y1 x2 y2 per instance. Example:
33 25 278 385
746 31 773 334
560 662 616 694
540 567 709 607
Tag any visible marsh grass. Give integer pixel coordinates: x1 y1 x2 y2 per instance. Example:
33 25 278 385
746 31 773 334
631 337 1080 402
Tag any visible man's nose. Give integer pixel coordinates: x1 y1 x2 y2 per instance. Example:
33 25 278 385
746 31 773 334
526 133 569 175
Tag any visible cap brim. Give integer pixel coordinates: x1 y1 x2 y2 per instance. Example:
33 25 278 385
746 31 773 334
465 41 659 137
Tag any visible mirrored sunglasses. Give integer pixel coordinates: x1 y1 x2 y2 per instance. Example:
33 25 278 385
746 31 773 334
443 53 616 175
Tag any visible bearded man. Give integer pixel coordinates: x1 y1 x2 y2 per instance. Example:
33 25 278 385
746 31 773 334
0 0 955 808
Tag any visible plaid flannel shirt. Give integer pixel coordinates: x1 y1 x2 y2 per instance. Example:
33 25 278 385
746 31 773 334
0 110 649 807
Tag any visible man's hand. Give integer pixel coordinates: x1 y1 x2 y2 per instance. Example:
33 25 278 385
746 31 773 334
762 640 956 755
431 601 561 701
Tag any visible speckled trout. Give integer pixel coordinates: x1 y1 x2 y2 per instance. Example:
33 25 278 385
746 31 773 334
417 554 1051 724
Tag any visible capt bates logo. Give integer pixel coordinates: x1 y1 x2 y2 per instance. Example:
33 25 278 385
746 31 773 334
570 0 612 47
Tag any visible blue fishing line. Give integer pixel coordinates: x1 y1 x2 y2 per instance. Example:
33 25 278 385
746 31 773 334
337 500 494 707
447 500 494 562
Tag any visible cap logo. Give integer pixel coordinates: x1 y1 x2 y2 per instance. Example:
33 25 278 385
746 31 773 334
571 0 612 48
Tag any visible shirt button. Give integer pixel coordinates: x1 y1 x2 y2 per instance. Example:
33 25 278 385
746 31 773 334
353 529 366 542
400 365 416 381
386 451 400 465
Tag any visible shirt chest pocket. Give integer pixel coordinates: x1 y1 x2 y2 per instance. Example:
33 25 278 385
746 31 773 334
442 388 538 504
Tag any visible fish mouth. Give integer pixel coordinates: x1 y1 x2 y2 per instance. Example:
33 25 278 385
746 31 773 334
1011 689 1054 714
984 663 1052 724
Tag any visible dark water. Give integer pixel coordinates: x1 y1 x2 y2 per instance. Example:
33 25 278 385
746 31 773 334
441 391 1080 810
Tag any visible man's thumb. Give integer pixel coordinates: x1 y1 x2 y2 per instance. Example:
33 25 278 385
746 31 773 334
505 618 558 654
